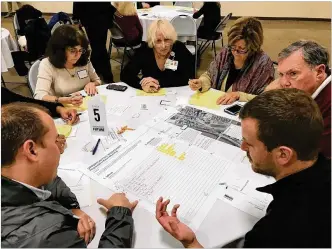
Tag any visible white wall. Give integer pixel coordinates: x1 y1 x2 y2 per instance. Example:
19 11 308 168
1 1 331 19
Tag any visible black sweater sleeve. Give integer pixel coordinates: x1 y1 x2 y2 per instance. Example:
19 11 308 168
120 46 145 89
1 87 62 117
193 4 206 19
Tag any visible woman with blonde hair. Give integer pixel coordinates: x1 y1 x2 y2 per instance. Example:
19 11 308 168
113 1 143 46
189 17 274 105
121 19 194 92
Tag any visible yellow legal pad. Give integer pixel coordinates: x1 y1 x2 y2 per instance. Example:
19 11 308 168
56 125 72 138
136 88 167 96
64 95 107 112
189 90 224 110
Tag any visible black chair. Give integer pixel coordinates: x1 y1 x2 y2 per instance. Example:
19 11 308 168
197 13 232 59
108 22 141 73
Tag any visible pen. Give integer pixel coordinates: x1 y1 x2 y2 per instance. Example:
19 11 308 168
92 138 101 155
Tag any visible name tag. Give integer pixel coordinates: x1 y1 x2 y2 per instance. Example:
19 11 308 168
77 69 88 79
165 59 178 71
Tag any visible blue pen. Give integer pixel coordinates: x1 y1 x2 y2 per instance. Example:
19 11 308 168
92 139 101 155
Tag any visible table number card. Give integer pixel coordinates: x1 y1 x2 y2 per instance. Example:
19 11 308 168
88 95 109 136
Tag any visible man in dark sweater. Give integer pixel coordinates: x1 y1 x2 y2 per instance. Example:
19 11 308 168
266 40 331 158
1 102 138 247
156 88 331 248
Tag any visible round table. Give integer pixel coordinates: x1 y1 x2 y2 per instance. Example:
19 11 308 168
57 83 268 248
138 5 202 42
1 27 18 73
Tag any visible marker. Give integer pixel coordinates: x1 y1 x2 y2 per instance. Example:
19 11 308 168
92 139 101 155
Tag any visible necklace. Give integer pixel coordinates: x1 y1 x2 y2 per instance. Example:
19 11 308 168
65 68 76 78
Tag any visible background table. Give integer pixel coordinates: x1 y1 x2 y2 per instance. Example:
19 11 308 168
1 27 18 73
138 5 202 42
59 83 259 248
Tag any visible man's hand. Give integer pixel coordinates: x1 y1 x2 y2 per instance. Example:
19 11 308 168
216 92 240 105
97 193 138 212
155 197 203 248
56 106 80 125
84 82 98 96
188 79 202 91
72 209 96 245
55 134 66 154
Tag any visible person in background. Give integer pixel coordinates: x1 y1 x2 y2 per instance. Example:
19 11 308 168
2 87 79 154
72 2 116 83
121 19 194 93
193 2 221 39
265 40 331 158
34 25 101 105
137 2 160 9
113 2 143 46
1 102 139 248
156 88 331 248
189 17 274 105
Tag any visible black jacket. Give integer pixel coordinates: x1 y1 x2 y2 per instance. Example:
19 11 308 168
121 41 194 89
72 2 116 29
243 154 331 247
1 87 62 118
193 3 221 34
1 176 134 248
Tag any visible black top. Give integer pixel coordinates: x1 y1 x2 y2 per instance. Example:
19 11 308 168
137 2 160 9
1 87 62 117
243 154 331 248
225 62 241 91
121 41 194 89
193 3 221 33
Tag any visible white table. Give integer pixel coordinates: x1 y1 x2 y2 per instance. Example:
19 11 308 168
59 83 259 248
1 28 18 73
138 5 202 42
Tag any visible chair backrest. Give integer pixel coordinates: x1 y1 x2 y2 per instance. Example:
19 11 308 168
51 21 62 34
110 22 125 40
28 59 41 94
174 2 192 7
170 15 197 37
215 13 232 33
13 13 20 31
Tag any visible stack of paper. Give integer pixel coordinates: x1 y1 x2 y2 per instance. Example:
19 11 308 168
64 95 107 111
136 88 166 96
189 90 224 110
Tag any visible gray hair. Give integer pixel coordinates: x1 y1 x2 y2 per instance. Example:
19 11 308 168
278 40 330 74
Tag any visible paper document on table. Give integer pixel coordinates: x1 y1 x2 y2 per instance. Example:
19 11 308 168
79 128 236 229
70 175 92 207
107 105 130 116
58 169 83 187
64 95 107 111
189 90 224 110
222 124 242 141
136 88 166 96
217 163 274 218
56 125 72 137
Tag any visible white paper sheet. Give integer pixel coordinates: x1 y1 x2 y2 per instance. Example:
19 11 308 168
70 175 93 208
107 105 130 116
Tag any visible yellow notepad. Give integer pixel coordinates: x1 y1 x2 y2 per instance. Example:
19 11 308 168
56 125 72 138
189 90 224 110
136 88 166 96
64 95 107 111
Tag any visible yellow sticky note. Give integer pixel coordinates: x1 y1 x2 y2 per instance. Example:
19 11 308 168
189 90 224 110
136 88 167 96
64 95 107 111
56 125 72 138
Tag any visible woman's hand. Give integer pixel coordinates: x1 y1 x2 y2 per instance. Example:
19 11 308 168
56 106 80 125
188 79 202 91
84 82 98 96
141 77 160 93
216 92 240 105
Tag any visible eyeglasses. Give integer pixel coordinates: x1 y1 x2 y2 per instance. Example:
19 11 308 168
155 39 173 47
229 46 249 54
67 48 87 55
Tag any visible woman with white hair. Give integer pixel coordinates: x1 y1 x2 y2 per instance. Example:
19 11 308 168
113 2 142 46
121 19 194 93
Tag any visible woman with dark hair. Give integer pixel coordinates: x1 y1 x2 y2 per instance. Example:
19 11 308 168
34 25 101 106
189 17 274 105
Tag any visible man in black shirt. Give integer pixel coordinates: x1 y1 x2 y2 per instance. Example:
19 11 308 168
155 88 331 248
